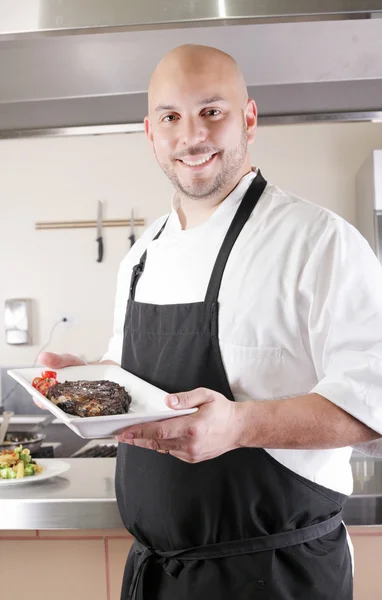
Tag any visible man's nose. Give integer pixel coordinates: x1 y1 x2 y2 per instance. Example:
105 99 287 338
180 117 208 146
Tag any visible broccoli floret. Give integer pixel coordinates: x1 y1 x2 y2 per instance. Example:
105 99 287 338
20 452 31 464
0 468 16 479
24 465 35 476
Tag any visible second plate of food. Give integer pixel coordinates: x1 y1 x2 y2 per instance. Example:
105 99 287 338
7 365 197 439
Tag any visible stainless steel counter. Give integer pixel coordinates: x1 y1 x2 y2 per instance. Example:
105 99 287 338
343 453 382 527
0 455 381 530
0 458 124 530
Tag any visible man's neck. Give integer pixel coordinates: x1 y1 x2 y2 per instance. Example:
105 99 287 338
176 194 225 230
176 169 253 230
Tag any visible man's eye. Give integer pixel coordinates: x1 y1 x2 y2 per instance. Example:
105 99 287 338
204 109 221 116
162 115 178 122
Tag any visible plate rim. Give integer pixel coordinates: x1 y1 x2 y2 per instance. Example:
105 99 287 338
0 459 71 485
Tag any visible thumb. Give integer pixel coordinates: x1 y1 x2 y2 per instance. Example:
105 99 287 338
38 352 87 369
165 387 214 410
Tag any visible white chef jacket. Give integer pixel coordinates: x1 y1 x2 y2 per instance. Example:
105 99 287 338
103 170 382 496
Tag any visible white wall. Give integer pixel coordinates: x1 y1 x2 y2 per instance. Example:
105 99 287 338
0 0 40 32
1 121 382 366
256 121 382 224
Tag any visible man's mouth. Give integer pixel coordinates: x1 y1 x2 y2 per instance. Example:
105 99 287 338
177 152 218 168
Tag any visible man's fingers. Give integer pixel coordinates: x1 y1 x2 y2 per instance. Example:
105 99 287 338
117 416 197 442
38 352 86 369
165 387 214 410
117 437 182 452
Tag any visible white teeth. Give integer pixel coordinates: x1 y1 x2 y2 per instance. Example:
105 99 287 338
181 154 214 166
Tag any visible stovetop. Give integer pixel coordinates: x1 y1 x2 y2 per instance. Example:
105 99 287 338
32 442 62 459
12 439 118 459
73 444 118 458
71 438 117 458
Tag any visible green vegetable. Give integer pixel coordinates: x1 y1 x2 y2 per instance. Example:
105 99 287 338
0 468 17 479
0 445 40 480
20 452 31 464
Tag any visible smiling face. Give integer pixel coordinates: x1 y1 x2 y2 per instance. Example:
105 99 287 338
145 45 257 203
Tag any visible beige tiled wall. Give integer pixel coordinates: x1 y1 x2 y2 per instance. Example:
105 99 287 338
0 528 381 599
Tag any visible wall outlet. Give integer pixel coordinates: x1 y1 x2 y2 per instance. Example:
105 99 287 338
61 316 79 326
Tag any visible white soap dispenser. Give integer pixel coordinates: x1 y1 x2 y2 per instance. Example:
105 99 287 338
4 298 31 345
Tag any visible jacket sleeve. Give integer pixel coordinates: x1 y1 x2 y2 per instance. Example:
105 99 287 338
301 215 382 436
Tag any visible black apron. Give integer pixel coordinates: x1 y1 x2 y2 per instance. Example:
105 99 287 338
116 172 352 600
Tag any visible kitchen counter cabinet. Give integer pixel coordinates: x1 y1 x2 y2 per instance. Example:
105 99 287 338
348 527 382 600
0 528 133 600
1 528 381 600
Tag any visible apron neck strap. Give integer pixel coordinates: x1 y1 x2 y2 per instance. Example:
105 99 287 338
205 171 267 303
129 172 267 302
129 217 169 300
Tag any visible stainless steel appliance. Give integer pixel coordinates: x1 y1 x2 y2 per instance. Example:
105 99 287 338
355 150 382 260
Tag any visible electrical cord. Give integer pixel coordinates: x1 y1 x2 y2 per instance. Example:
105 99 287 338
30 318 67 366
0 318 67 410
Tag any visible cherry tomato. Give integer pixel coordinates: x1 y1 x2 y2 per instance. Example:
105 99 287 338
35 377 57 395
42 370 57 379
35 380 51 395
32 371 59 396
32 377 43 389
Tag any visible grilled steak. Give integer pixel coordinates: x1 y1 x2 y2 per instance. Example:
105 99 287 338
46 380 131 417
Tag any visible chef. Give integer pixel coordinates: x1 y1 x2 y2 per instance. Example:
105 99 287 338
39 44 382 599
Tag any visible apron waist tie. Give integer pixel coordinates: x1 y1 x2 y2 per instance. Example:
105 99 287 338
127 510 343 600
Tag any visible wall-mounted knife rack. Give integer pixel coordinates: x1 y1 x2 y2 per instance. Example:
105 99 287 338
35 218 145 230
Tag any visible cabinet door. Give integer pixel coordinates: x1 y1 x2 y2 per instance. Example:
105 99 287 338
349 527 382 600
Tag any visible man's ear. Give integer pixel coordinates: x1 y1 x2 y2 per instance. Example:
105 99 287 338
245 99 257 144
144 117 155 154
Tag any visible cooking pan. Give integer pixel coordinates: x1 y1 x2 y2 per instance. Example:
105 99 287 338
0 414 54 453
0 431 46 453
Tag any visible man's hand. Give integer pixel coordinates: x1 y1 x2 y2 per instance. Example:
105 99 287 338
116 388 381 456
116 388 240 463
33 352 87 409
38 352 87 370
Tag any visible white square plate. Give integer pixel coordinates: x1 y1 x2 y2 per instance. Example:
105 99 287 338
7 365 197 439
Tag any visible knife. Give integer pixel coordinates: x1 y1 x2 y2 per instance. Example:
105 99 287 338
96 200 104 262
128 208 136 248
0 410 14 445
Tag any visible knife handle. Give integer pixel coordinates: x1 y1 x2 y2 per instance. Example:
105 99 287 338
97 236 104 262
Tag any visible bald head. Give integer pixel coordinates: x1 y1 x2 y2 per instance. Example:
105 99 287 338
148 45 248 115
144 44 256 205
